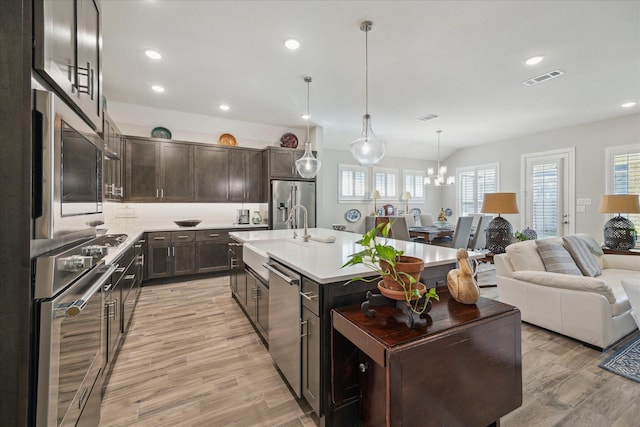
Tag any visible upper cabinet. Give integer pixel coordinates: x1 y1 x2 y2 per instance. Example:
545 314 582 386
266 147 305 179
125 138 264 203
102 112 123 200
34 0 103 131
125 137 194 202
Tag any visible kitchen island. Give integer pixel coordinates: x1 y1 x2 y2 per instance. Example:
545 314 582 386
228 227 486 426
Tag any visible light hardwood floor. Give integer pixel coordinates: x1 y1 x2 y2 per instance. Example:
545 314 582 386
100 275 639 427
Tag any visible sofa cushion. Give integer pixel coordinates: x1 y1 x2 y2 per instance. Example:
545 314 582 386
536 240 582 275
576 234 604 256
599 269 635 316
505 240 545 272
563 235 601 277
512 270 616 303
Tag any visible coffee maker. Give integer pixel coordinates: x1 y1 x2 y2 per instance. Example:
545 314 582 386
237 209 250 224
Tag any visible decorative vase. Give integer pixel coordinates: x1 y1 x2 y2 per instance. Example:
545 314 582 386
379 255 424 291
377 281 426 301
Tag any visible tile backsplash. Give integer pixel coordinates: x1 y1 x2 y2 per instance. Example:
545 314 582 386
104 202 269 229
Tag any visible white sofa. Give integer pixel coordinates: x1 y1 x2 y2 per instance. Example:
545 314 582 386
495 234 640 349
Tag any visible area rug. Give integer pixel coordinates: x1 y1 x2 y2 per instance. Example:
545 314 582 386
599 336 640 383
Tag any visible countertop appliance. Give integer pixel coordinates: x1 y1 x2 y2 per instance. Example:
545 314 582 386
270 180 316 230
264 261 302 398
31 234 126 427
237 209 250 225
32 90 104 252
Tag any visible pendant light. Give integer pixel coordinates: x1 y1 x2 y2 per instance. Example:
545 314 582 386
295 76 321 178
349 21 386 166
425 130 455 187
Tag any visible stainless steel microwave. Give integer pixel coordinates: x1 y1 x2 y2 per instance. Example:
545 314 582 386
32 90 104 242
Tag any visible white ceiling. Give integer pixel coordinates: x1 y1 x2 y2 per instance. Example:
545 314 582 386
101 1 640 160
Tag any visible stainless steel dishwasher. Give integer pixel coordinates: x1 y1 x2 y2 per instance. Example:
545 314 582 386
264 260 302 397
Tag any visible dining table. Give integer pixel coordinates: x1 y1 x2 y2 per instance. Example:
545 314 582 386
409 226 455 244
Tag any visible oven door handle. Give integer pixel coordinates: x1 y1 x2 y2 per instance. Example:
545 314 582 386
57 264 117 318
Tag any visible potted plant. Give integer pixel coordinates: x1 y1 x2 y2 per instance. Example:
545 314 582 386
342 221 439 314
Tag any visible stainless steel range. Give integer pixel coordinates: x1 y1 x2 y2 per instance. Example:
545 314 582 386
32 234 126 427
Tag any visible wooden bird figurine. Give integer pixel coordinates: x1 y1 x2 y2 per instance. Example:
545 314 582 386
447 248 480 304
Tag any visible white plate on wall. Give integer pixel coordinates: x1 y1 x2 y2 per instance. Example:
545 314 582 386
345 209 361 223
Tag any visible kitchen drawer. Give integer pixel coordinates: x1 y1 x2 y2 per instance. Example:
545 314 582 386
301 278 320 315
147 232 172 243
171 231 196 242
113 246 135 283
196 229 229 241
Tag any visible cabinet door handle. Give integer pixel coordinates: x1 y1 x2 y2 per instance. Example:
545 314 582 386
124 274 136 281
172 246 175 256
153 236 166 240
300 291 318 301
156 188 159 198
115 267 126 273
167 247 171 257
300 319 308 338
161 188 164 198
177 235 190 239
75 61 91 95
209 233 220 237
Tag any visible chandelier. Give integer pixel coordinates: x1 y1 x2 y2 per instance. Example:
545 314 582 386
425 130 455 187
349 21 386 166
295 76 321 178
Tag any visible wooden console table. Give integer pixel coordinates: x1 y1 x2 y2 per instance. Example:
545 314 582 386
331 292 522 427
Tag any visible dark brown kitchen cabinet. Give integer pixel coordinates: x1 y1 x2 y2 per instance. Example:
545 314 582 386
229 238 245 299
125 138 194 202
34 0 102 131
244 268 269 342
146 231 196 279
196 230 229 273
229 149 263 202
266 147 305 179
102 112 123 200
194 146 229 201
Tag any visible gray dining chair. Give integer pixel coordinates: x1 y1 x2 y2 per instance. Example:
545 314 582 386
390 216 426 243
432 216 474 249
419 214 433 227
469 215 492 250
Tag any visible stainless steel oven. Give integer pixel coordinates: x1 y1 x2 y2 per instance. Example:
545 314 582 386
32 89 104 249
32 236 120 427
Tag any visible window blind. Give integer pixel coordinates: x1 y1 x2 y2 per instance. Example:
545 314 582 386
457 165 498 216
612 150 640 225
531 162 559 239
339 164 368 201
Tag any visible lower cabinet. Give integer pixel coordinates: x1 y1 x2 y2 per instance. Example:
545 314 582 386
196 230 230 273
146 231 196 279
245 268 269 340
301 278 320 415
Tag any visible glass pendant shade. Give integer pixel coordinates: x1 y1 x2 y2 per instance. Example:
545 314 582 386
350 114 386 166
294 76 321 178
295 141 321 178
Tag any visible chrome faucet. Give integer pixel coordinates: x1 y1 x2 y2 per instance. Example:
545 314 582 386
286 205 310 242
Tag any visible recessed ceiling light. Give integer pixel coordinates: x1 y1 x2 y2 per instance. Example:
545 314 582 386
284 38 300 50
144 49 162 60
301 114 310 120
219 104 230 111
525 55 544 66
151 85 165 93
621 101 637 108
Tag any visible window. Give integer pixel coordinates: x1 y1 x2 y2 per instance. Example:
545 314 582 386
607 145 640 226
457 163 498 217
402 169 425 201
373 167 398 200
338 164 369 201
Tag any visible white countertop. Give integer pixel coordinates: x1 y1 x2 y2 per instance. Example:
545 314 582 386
231 228 477 284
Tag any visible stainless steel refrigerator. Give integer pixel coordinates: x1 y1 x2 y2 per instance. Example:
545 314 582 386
270 180 316 230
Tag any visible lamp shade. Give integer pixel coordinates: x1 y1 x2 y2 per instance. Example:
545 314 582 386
481 193 519 215
401 191 412 200
597 194 640 214
371 190 382 199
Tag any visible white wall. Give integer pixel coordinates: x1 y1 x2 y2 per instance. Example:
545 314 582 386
441 113 640 240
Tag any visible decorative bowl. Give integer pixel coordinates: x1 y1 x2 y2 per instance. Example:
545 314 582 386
332 224 347 231
174 219 202 227
433 221 450 229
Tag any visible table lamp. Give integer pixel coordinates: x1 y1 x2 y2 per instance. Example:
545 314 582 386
401 191 412 214
597 194 640 250
481 192 519 254
371 189 382 215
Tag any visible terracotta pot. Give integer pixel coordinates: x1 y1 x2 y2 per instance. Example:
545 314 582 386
377 281 426 301
379 255 424 291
